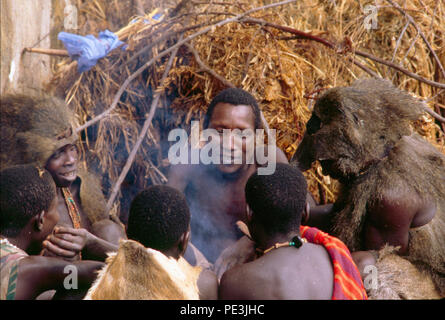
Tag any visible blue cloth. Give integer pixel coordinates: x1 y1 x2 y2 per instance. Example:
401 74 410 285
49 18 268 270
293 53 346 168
58 30 126 72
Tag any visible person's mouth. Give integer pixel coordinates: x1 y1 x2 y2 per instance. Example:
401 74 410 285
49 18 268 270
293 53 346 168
59 170 77 179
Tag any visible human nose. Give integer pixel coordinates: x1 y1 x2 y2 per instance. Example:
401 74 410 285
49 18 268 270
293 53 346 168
63 150 77 165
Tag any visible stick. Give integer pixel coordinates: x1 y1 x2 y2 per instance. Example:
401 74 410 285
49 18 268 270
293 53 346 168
105 38 181 214
242 17 445 89
75 0 298 133
23 47 69 57
185 43 235 88
422 106 445 123
386 0 445 80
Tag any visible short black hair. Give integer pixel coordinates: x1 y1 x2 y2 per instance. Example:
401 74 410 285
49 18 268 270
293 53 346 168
0 165 56 237
245 163 307 236
203 88 263 130
127 185 191 251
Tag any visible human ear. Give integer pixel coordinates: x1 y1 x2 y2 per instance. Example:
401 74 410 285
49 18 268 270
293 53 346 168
35 210 45 231
179 228 191 256
246 204 253 222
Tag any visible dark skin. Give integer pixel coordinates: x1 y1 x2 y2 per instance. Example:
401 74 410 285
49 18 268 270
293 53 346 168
2 197 104 300
168 103 291 263
156 227 218 300
352 184 436 272
297 118 437 273
219 209 334 300
43 144 123 262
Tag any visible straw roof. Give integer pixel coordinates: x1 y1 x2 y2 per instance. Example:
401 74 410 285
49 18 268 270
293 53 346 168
49 0 445 217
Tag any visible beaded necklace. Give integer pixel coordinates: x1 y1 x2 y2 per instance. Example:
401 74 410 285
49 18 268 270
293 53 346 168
61 187 82 260
61 187 82 229
257 235 307 256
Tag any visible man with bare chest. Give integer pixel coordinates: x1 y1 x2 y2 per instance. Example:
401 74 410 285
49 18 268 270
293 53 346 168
43 143 124 262
0 94 125 263
168 88 288 263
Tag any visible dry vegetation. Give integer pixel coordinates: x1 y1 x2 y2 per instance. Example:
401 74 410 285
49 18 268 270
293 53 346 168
48 0 445 217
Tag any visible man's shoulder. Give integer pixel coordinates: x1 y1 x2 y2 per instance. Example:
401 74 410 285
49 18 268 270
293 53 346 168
197 268 218 300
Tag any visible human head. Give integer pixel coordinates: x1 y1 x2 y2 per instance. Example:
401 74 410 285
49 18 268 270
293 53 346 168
45 143 79 188
245 163 307 241
0 165 59 245
204 88 263 174
294 79 424 181
127 185 191 258
204 88 263 130
0 94 79 169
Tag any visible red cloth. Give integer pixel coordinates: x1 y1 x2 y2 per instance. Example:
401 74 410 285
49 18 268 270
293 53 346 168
300 226 368 300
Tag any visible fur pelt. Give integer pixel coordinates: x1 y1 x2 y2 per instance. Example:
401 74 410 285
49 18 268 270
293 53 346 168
294 79 445 297
84 240 202 300
0 93 117 224
367 246 441 299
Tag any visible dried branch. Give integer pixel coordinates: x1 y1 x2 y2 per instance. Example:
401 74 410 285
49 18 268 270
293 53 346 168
185 42 235 88
105 40 180 214
422 105 445 123
75 0 298 134
386 0 445 80
241 17 445 89
391 20 410 62
23 47 69 57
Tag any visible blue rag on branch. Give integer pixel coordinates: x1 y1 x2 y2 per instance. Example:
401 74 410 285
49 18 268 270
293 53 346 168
58 30 126 72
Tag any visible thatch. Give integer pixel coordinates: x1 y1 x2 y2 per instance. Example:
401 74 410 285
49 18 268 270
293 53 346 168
48 0 445 221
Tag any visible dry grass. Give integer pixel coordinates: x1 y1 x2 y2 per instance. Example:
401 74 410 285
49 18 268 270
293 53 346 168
49 0 445 211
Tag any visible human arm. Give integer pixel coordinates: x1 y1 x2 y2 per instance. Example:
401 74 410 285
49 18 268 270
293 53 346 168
363 189 436 254
197 269 219 300
303 203 334 233
166 162 193 192
43 226 118 262
218 265 249 300
14 256 103 300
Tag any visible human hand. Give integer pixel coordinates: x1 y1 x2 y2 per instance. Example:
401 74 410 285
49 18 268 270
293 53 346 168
214 235 255 280
42 226 91 260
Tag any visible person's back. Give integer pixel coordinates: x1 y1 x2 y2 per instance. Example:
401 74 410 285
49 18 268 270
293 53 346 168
0 165 103 300
222 242 333 299
219 163 366 300
127 185 218 300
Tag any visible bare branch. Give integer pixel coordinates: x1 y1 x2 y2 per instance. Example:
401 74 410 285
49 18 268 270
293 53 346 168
242 17 445 89
105 39 181 214
75 0 298 134
386 0 445 80
185 42 235 88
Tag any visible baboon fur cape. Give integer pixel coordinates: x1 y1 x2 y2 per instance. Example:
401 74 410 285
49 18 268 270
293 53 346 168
295 79 445 298
85 239 201 300
0 93 116 224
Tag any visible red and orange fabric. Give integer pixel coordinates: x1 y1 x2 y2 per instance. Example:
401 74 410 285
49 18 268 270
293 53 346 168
300 225 368 300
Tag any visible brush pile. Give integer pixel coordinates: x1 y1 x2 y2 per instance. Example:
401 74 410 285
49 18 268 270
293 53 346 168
49 0 445 220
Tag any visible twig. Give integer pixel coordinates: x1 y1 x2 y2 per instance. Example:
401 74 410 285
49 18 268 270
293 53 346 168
422 106 445 123
185 43 272 135
105 39 181 214
75 0 298 133
386 0 445 80
23 47 69 57
185 43 235 88
391 20 410 62
242 17 445 89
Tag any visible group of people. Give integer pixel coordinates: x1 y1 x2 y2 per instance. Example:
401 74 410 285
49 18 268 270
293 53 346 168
1 79 443 300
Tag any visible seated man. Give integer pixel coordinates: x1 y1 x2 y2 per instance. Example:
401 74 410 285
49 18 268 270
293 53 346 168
168 88 292 263
0 165 104 300
0 94 125 262
292 79 445 297
219 163 367 300
86 185 218 300
128 185 218 299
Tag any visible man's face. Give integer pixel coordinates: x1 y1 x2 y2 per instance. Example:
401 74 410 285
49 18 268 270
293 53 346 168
207 103 256 174
45 144 78 188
